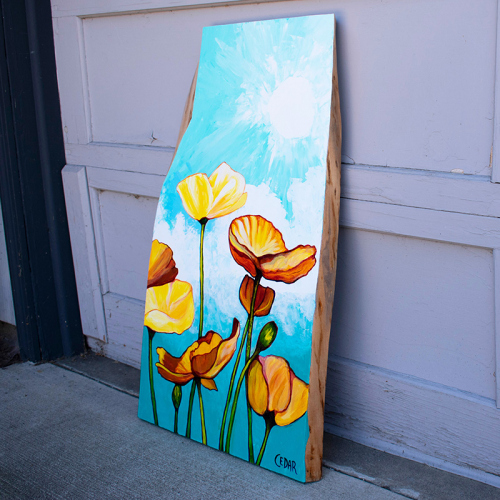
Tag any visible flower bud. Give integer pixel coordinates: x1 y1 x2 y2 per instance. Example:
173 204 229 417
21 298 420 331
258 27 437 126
256 321 278 352
172 384 182 409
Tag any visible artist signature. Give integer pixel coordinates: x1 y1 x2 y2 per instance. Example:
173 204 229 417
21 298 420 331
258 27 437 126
274 454 297 475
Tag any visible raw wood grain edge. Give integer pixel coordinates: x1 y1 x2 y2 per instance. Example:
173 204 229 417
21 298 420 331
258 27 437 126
305 25 342 482
171 65 198 164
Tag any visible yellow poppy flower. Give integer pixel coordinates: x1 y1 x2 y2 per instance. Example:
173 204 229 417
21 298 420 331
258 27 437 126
176 162 247 221
239 275 275 316
147 239 178 288
229 215 317 284
156 319 240 390
144 280 195 334
247 355 309 426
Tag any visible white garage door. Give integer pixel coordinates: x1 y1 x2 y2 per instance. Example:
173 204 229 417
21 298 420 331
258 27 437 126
53 0 500 486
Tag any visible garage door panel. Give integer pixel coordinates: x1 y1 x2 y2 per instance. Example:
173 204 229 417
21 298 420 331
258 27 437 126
331 228 496 400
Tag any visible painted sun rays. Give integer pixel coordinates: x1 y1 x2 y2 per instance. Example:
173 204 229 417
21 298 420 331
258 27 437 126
143 161 315 464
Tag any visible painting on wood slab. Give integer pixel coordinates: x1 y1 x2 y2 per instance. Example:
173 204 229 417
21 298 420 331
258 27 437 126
138 14 341 482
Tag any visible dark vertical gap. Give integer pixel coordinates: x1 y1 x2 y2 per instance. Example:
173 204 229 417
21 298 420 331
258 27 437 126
0 0 40 361
0 0 84 360
25 0 84 356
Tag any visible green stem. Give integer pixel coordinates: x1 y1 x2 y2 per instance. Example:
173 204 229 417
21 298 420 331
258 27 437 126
219 317 250 450
247 393 254 463
186 380 196 438
174 408 179 434
256 419 274 466
196 379 207 445
225 352 258 453
198 220 207 339
245 274 261 462
186 219 207 437
148 328 158 426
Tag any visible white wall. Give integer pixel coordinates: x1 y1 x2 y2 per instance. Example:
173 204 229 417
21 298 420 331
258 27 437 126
52 0 500 486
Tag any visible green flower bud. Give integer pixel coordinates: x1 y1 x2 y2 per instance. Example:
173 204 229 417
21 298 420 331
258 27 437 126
256 321 278 352
172 384 182 409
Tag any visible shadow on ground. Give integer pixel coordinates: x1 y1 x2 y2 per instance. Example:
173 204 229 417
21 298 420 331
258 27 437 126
0 320 19 367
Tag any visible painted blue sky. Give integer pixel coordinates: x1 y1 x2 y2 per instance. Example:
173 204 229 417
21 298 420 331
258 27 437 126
161 14 334 217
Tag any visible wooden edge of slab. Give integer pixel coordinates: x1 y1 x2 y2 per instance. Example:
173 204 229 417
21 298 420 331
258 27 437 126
305 25 342 482
171 65 198 163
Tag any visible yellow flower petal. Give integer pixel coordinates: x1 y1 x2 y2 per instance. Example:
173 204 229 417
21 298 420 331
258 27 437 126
144 280 195 333
247 359 268 416
275 374 309 426
201 378 218 391
176 173 213 221
261 356 292 413
207 163 247 219
260 245 316 284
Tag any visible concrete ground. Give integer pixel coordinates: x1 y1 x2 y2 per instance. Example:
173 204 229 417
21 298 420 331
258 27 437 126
1 355 499 499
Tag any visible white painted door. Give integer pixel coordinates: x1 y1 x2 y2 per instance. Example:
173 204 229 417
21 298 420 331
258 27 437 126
53 0 500 486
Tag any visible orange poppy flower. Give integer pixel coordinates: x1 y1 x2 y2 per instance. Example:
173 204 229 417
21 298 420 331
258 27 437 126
247 355 309 426
239 275 275 317
144 280 195 334
147 240 178 288
156 319 240 390
176 162 247 221
229 215 317 284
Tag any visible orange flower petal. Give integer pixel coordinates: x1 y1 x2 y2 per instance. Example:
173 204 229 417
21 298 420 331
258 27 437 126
230 215 287 259
201 319 240 379
156 346 191 376
147 240 178 288
191 341 219 377
201 378 218 391
207 163 247 219
239 275 275 316
144 280 195 333
247 358 268 416
275 373 309 426
259 245 317 284
155 348 194 385
229 238 259 277
155 362 194 385
176 173 213 221
229 215 317 284
261 355 292 413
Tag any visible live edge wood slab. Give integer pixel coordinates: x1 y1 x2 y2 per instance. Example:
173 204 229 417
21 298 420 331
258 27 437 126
138 15 341 482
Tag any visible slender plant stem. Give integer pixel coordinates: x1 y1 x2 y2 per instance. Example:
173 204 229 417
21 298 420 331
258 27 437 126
245 274 261 462
256 420 274 466
186 219 207 437
174 408 179 434
196 379 207 445
147 328 158 426
246 391 254 463
219 317 250 450
198 220 207 339
224 353 257 453
186 380 196 438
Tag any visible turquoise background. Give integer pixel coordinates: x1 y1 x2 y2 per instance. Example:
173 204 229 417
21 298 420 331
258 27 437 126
138 14 334 483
